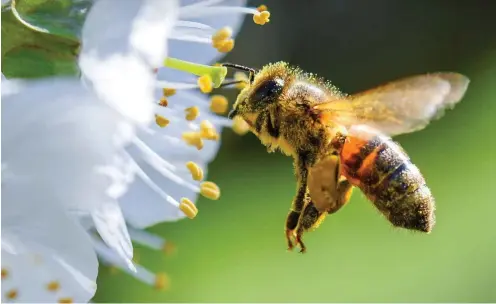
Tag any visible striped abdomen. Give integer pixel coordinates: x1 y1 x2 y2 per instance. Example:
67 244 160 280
338 127 435 232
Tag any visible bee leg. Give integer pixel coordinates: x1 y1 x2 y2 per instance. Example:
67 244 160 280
294 179 354 253
285 154 310 251
294 200 323 253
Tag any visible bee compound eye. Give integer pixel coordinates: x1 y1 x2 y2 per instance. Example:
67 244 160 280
254 78 284 102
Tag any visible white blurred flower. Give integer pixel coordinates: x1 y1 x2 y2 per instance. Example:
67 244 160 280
1 0 267 300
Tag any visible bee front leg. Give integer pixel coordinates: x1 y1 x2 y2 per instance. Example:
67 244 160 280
295 179 353 253
285 153 310 251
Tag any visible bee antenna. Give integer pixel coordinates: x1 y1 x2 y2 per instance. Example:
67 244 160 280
221 63 256 84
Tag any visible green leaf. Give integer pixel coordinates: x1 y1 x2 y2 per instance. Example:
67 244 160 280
1 0 90 79
10 0 92 42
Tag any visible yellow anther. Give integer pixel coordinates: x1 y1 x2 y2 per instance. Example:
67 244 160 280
233 72 249 89
253 10 270 25
212 27 233 43
1 268 8 279
155 114 170 128
158 97 168 107
162 87 176 97
232 116 250 135
257 4 268 12
179 198 198 219
162 242 177 256
47 281 60 292
185 106 200 121
213 63 222 67
58 297 73 303
109 265 119 275
199 120 220 141
198 74 213 93
210 95 229 114
154 273 171 291
217 39 235 53
186 161 204 181
211 27 235 53
6 289 17 299
182 132 204 150
200 181 221 200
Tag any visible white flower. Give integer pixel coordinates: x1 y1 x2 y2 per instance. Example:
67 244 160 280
1 0 268 300
2 0 177 302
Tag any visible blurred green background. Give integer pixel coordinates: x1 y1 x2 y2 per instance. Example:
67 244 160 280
95 0 496 302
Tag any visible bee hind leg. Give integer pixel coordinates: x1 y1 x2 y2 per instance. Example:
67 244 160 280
295 179 354 253
285 155 310 251
295 200 327 253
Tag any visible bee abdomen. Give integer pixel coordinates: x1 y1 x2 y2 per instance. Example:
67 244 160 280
371 161 436 232
339 130 436 232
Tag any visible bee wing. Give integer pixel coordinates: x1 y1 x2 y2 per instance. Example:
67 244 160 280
315 73 469 136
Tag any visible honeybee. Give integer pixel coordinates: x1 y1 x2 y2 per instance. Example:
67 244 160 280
223 62 469 253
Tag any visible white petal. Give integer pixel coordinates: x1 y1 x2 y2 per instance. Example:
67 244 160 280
91 200 135 270
80 0 178 124
2 250 97 303
2 79 135 267
1 181 98 303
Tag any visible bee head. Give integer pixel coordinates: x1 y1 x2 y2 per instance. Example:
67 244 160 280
229 76 285 119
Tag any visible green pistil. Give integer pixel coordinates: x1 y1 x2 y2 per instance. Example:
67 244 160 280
163 57 227 88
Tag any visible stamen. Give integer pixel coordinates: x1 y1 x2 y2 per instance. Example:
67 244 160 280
154 273 170 291
58 298 73 303
211 27 235 53
109 265 120 274
210 95 229 114
199 120 220 141
94 237 171 290
200 181 221 200
163 57 227 88
6 289 17 299
216 39 235 53
180 0 224 12
132 159 182 208
185 106 200 121
257 4 268 12
232 116 250 135
1 268 7 279
180 6 259 19
186 161 204 181
47 280 60 292
234 72 249 89
197 74 213 93
182 132 204 150
162 88 177 97
131 139 200 192
128 227 163 249
158 97 168 107
162 242 177 256
175 20 214 30
253 10 270 25
179 198 198 219
211 26 232 43
155 114 170 128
